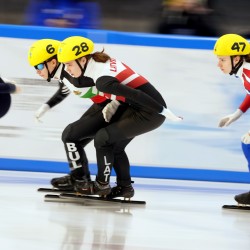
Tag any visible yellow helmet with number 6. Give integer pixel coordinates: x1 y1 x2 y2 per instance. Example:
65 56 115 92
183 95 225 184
28 39 60 66
214 34 250 56
58 36 94 63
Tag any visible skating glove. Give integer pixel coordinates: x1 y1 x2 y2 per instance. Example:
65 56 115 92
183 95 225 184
242 131 250 144
102 100 120 122
35 103 50 122
218 109 243 127
160 108 183 121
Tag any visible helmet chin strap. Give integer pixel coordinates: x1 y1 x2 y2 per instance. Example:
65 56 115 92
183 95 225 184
45 62 61 82
229 56 243 75
76 58 89 76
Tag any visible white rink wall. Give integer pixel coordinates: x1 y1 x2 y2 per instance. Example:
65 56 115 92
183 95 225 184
0 27 249 176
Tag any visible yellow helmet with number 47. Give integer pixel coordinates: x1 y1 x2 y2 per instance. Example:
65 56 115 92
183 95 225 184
214 34 250 56
58 36 94 63
28 39 60 66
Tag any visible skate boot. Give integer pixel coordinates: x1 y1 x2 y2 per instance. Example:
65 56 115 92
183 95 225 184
51 174 91 191
75 179 111 196
107 184 134 199
234 191 250 205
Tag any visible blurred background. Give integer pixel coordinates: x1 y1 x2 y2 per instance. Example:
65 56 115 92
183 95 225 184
1 0 250 37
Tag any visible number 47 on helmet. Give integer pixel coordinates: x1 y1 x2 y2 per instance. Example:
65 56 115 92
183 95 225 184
214 34 250 56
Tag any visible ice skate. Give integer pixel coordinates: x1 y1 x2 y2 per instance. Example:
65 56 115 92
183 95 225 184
51 174 91 191
75 179 111 196
107 184 134 199
50 174 75 191
234 191 250 205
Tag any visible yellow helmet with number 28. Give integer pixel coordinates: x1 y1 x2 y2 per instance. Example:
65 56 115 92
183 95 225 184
214 34 250 56
28 39 60 66
58 36 94 63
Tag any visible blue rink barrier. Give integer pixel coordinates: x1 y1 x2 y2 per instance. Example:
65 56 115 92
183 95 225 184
0 24 216 49
1 25 246 183
0 158 250 184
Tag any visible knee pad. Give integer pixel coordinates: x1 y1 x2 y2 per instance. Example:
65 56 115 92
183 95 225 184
94 128 110 149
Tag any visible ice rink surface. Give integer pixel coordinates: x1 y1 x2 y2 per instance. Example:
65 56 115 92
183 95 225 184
0 170 250 250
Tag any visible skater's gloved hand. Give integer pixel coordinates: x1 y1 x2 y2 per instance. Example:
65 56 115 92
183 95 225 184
35 103 50 122
160 108 183 121
102 100 120 122
218 109 243 127
242 131 250 144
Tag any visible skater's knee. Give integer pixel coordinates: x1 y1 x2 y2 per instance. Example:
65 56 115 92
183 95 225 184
62 124 73 143
94 128 110 148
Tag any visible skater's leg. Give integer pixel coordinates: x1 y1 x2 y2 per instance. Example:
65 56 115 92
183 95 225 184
241 141 250 171
51 103 107 189
62 126 92 177
233 133 250 204
91 107 165 193
113 138 133 186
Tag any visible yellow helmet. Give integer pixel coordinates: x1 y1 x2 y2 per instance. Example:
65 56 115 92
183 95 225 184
214 34 250 56
58 36 94 63
28 39 60 66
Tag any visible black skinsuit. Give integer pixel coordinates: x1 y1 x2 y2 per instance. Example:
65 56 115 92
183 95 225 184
76 71 167 186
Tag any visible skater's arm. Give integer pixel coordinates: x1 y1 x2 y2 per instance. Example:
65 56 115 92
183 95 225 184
95 76 164 113
218 94 250 127
0 82 16 93
239 94 250 113
0 77 21 94
35 81 70 121
46 81 71 108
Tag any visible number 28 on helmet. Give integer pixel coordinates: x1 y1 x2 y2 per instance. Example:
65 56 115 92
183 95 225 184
58 36 94 63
